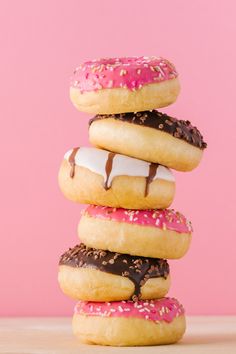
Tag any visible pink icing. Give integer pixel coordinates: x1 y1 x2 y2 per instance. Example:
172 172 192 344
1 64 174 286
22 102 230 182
71 56 178 93
83 205 193 233
75 297 184 324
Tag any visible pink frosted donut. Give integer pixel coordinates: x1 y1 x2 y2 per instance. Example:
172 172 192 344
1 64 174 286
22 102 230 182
78 206 192 259
84 205 192 233
70 56 180 114
73 298 186 346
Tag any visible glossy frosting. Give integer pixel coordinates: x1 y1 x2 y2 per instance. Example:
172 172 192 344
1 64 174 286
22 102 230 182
71 56 178 93
75 297 184 323
83 205 193 233
90 110 207 150
64 147 175 191
59 244 169 301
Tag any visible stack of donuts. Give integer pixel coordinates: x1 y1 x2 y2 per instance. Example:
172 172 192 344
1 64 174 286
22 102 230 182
58 56 207 346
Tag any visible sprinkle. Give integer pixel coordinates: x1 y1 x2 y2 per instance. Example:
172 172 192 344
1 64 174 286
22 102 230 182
120 69 127 76
107 80 113 88
144 307 150 312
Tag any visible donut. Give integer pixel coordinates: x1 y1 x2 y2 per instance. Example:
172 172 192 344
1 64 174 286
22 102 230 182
70 56 180 114
89 110 207 171
79 206 192 259
58 244 170 302
58 147 175 209
73 298 186 346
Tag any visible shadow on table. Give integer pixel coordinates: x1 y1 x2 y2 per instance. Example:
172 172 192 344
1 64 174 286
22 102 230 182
182 332 236 346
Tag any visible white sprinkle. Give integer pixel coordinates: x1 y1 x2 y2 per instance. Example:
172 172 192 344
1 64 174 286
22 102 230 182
118 306 124 312
120 69 127 76
107 80 113 88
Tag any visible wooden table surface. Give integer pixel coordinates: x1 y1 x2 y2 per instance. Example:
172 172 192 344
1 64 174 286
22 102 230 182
0 316 235 354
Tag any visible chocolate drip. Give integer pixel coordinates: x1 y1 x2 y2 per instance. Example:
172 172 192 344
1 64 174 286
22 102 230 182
59 244 169 301
104 152 116 190
68 147 80 178
145 163 159 197
90 111 207 149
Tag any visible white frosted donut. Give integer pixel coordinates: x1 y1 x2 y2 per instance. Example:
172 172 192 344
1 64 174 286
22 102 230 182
89 110 207 171
58 244 170 302
78 206 192 259
73 298 186 346
58 147 175 209
70 56 180 114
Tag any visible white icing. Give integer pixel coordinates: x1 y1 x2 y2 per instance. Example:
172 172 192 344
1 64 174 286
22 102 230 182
64 147 175 187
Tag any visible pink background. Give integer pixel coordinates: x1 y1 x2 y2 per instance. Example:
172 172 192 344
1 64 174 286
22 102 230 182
1 0 236 316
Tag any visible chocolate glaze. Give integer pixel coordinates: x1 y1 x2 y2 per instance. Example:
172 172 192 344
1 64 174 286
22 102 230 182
68 147 80 178
59 244 169 301
90 110 207 149
104 152 116 190
145 163 159 197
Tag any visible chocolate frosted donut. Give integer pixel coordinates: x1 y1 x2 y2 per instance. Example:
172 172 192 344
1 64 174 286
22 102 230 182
90 110 207 149
58 244 170 302
89 110 207 171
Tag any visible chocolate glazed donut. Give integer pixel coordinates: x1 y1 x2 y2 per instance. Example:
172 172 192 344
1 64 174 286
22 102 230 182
90 110 207 149
59 244 169 301
89 110 207 171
